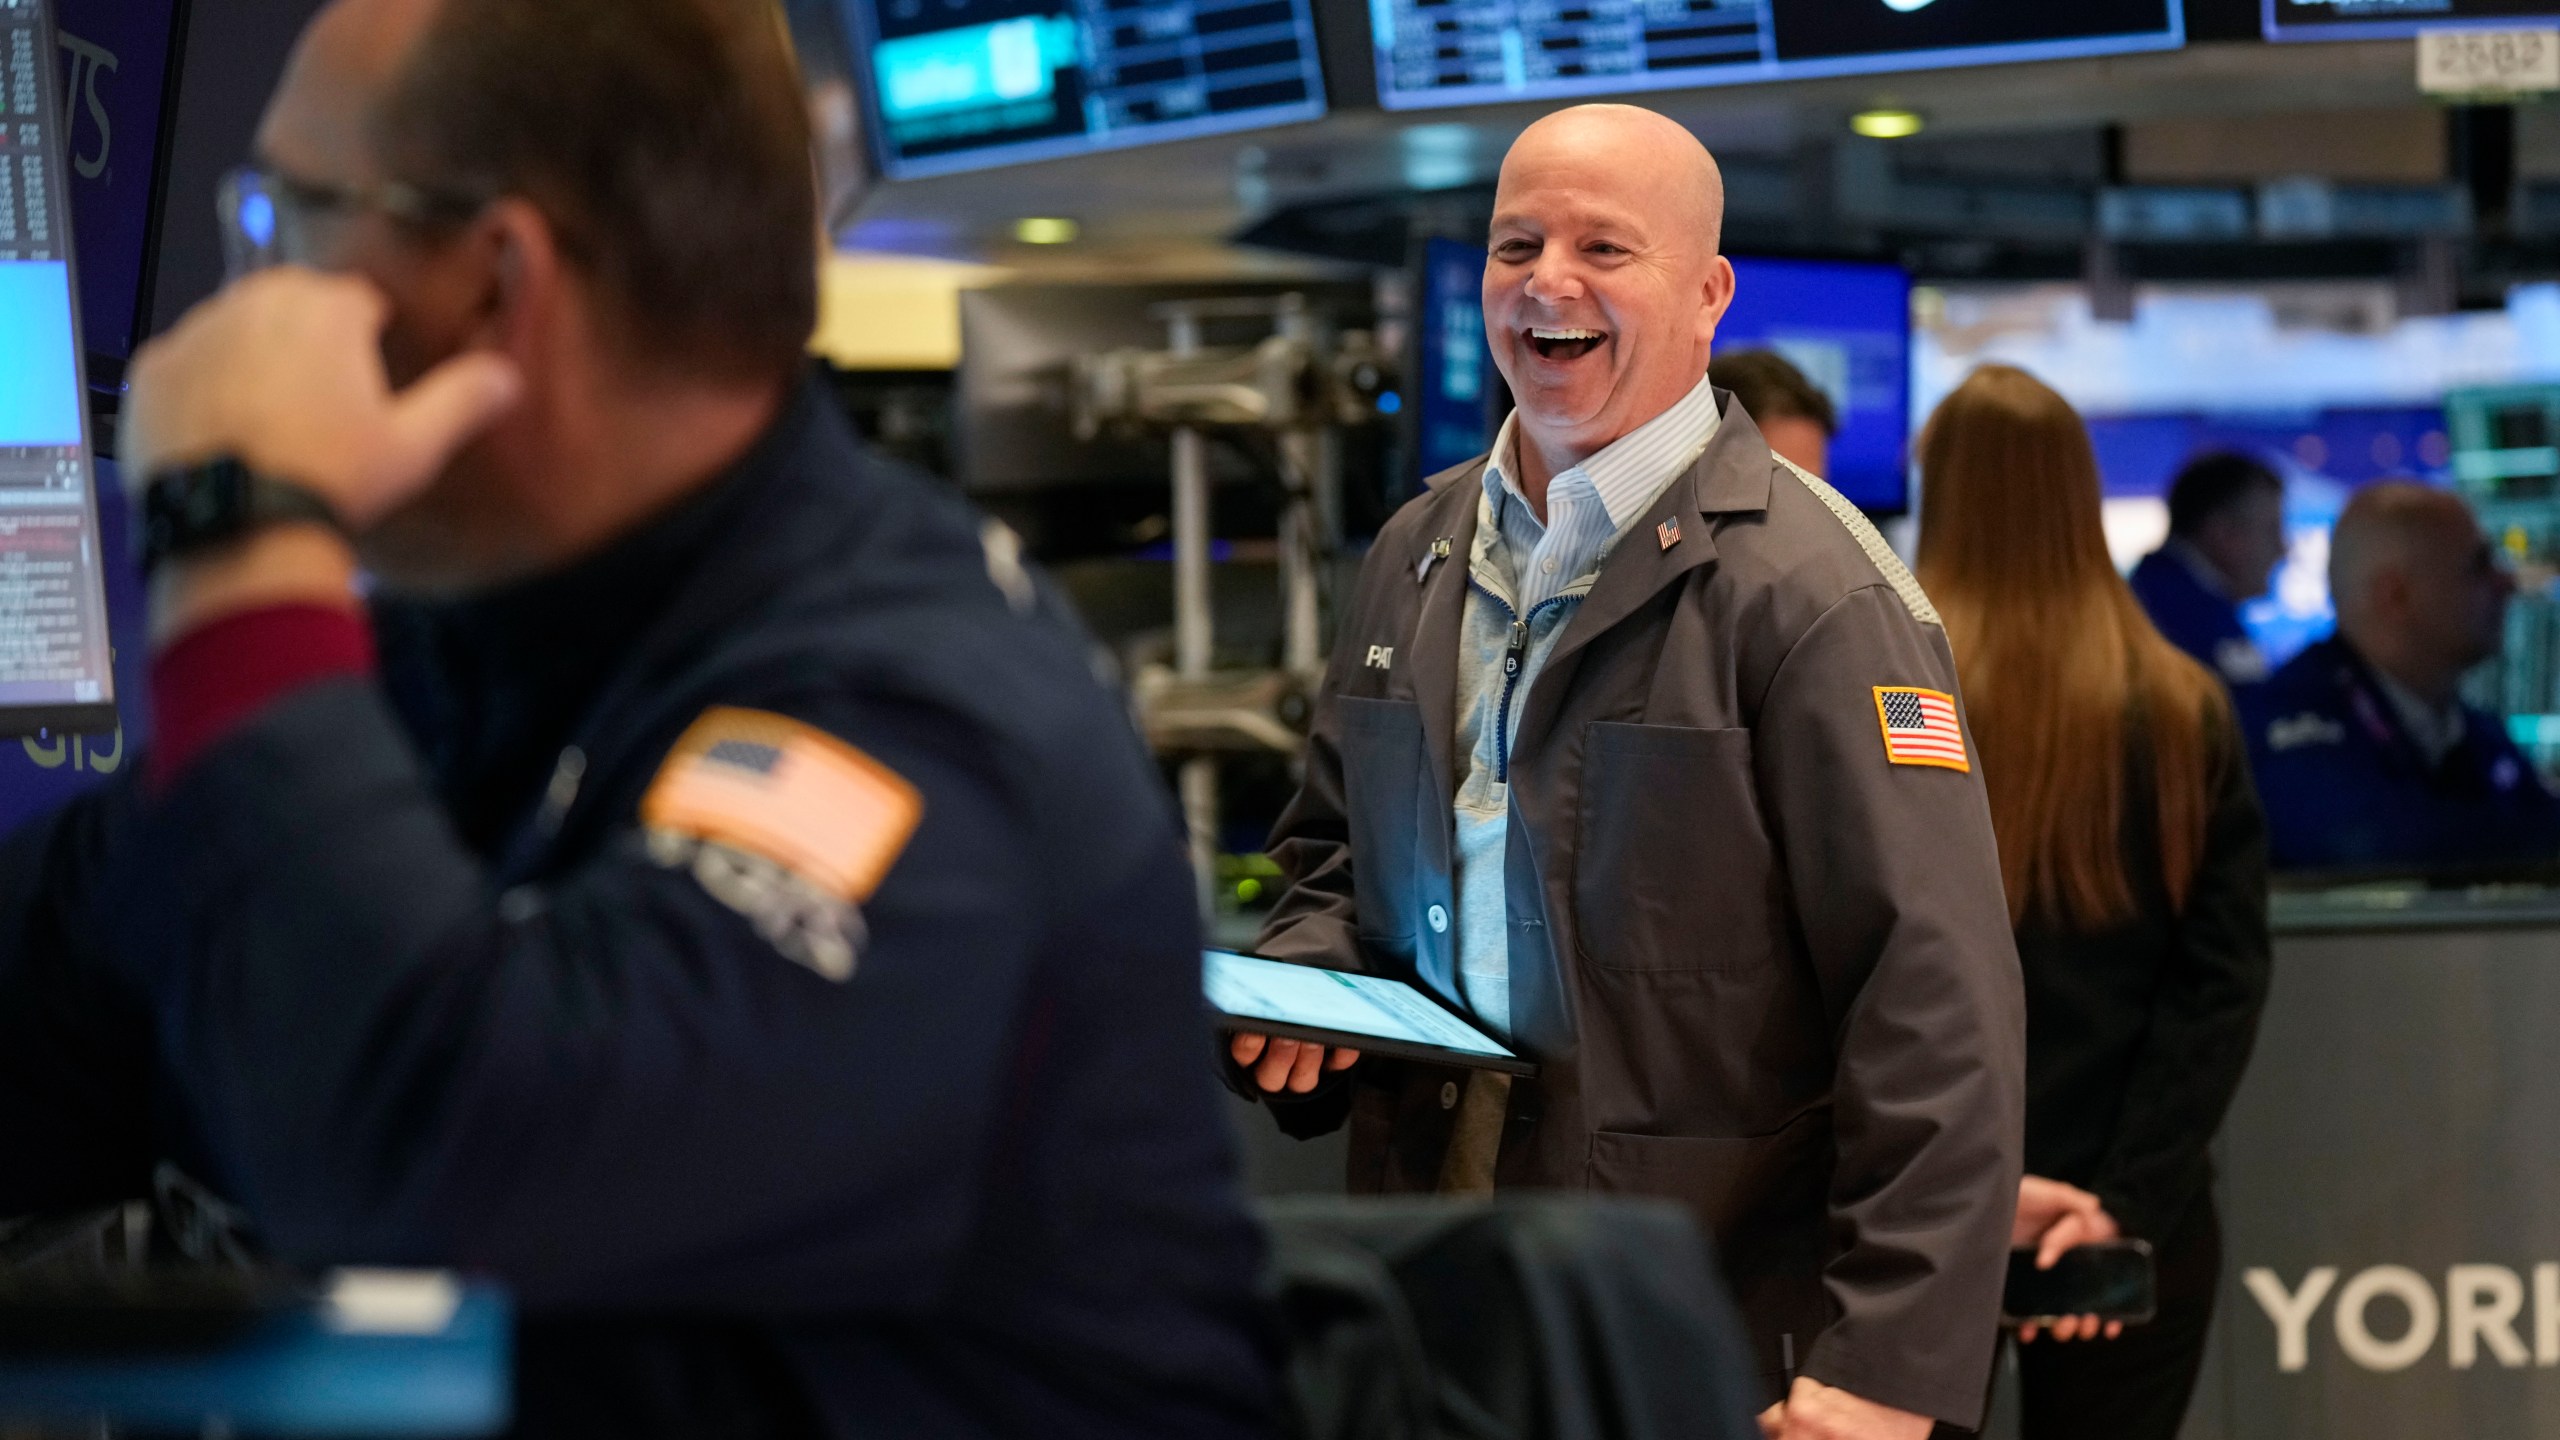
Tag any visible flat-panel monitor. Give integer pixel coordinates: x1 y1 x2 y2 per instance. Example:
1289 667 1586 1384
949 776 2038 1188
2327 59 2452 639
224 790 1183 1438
1412 235 1496 481
2266 0 2560 41
1372 0 2180 111
842 0 1328 179
1413 243 1913 513
0 0 118 737
1719 255 1912 516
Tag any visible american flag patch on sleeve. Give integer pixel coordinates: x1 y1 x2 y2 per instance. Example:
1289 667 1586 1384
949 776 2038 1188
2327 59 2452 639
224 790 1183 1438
642 707 924 902
1872 686 1970 772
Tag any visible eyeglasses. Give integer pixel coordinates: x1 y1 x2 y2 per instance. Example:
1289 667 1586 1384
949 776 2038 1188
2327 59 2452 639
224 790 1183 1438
217 163 492 277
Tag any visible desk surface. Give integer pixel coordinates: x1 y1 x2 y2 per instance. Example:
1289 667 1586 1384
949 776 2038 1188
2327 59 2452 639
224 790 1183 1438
2272 883 2560 936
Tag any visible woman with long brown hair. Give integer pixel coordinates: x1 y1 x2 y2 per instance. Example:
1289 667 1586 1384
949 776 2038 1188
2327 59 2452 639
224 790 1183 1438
1916 366 2271 1440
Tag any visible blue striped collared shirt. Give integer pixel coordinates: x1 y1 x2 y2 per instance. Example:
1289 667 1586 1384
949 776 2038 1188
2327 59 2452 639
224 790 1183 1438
1478 371 1724 611
1450 372 1722 1034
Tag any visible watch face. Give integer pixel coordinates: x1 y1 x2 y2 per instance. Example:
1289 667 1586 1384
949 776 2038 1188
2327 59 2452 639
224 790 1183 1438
142 461 255 572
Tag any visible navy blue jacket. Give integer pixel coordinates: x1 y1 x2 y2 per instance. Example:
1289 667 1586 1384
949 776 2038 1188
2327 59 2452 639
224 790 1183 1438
2129 546 2267 689
0 383 1276 1439
2237 634 2560 876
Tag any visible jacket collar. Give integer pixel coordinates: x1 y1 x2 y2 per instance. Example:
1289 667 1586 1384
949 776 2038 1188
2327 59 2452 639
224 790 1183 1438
1509 397 1771 757
1400 391 1777 786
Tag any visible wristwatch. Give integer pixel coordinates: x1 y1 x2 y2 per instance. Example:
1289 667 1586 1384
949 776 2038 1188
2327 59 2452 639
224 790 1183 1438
140 458 349 578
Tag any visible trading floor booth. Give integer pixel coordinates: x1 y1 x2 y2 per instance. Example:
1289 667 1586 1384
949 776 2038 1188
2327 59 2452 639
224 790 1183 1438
2182 887 2560 1439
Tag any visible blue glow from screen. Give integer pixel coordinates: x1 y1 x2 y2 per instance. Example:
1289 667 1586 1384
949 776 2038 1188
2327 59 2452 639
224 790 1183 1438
0 263 85 446
1721 256 1916 515
239 191 278 250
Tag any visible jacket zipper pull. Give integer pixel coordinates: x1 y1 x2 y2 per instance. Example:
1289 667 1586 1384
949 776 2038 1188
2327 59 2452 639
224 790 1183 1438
1504 618 1529 679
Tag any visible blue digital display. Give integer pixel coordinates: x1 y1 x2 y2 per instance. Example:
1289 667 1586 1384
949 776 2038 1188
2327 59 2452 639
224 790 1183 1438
2267 0 2560 41
1414 236 1495 481
844 0 1328 179
1410 244 1913 513
1373 0 2180 110
0 262 83 445
1719 255 1913 515
0 0 119 734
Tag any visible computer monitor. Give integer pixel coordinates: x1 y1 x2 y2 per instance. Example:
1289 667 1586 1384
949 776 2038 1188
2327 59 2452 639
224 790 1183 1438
841 0 1329 179
0 0 119 738
1719 255 1913 516
2266 0 2560 42
1371 0 2179 111
1412 243 1914 514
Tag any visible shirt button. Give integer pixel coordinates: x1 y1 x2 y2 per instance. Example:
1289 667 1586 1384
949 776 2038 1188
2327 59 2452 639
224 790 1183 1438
1427 904 1450 934
1441 1081 1460 1110
1541 558 1559 574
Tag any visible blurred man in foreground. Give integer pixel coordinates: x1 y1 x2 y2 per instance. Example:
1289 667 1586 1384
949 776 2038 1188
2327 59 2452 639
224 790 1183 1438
2243 482 2560 874
1232 103 2024 1440
2129 452 2289 689
1710 349 1836 477
0 1 1273 1434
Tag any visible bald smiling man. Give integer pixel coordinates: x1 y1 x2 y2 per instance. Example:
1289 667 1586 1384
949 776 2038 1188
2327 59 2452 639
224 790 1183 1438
1234 106 2025 1440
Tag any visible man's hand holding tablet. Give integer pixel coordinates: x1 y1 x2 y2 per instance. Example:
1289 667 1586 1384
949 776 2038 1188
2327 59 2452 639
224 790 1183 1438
1229 1033 1361 1094
1204 951 1535 1086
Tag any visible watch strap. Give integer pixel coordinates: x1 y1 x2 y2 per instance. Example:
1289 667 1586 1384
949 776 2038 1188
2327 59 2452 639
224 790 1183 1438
141 458 347 578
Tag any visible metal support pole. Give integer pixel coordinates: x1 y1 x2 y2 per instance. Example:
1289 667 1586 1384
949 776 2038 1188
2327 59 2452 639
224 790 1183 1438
1275 296 1327 682
1167 311 1220 916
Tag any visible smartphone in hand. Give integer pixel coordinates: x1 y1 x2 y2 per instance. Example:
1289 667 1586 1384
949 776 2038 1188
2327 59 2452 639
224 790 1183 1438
2002 1239 2157 1326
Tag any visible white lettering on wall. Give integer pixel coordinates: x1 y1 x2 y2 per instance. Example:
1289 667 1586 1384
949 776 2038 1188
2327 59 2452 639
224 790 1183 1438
2247 1262 2560 1374
2246 1267 2339 1374
2448 1265 2531 1369
2335 1266 2439 1372
56 31 116 181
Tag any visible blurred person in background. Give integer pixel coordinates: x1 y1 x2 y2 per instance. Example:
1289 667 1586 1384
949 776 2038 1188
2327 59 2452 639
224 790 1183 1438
2128 451 2289 689
1917 367 2273 1440
1710 349 1836 477
2242 481 2560 875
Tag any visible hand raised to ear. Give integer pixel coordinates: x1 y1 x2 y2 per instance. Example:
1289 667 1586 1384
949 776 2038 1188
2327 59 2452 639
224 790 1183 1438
123 267 523 531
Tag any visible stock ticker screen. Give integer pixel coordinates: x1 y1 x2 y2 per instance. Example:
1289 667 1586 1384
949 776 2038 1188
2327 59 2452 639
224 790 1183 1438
2268 0 2560 41
1372 0 2181 109
847 0 1328 178
0 0 117 736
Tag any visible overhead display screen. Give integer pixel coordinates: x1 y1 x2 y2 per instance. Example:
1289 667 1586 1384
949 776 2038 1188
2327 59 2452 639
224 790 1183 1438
1373 0 2181 109
0 0 118 737
2267 0 2560 40
845 0 1327 178
1413 243 1913 514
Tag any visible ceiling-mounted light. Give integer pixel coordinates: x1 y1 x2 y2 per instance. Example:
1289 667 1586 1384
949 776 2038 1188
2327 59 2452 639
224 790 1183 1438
1013 217 1080 245
1850 108 1924 140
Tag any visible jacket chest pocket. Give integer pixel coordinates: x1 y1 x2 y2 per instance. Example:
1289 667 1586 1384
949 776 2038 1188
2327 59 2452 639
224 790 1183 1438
1336 695 1432 947
1573 721 1779 974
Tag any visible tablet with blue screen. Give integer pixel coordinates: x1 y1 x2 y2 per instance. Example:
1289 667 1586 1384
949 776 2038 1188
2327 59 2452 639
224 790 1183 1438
1203 949 1536 1077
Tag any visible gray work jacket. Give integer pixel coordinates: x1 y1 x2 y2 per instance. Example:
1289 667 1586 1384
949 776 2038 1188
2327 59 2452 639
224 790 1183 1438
1253 396 2026 1428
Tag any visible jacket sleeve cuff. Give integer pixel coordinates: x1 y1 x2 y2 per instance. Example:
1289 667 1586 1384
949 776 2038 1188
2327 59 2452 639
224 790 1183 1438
1803 1331 1994 1431
150 604 376 790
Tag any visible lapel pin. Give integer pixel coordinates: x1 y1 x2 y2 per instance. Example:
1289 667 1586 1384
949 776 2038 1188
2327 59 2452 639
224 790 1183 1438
1657 517 1682 551
1417 536 1453 585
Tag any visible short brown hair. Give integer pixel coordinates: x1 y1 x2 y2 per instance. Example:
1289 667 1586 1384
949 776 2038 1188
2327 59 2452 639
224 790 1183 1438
1712 350 1837 437
377 0 818 383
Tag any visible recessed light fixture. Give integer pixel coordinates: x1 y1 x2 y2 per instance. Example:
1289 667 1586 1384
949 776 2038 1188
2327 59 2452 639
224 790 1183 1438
1850 108 1924 140
1013 217 1080 245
